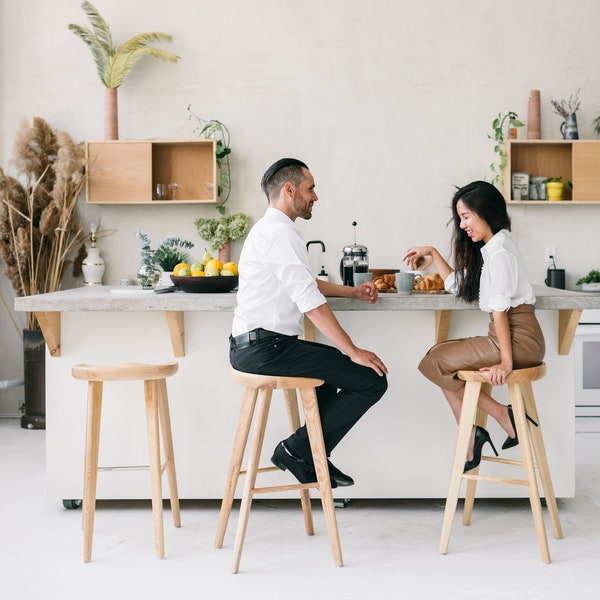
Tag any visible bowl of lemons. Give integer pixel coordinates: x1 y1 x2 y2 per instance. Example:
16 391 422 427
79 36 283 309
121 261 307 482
170 258 239 293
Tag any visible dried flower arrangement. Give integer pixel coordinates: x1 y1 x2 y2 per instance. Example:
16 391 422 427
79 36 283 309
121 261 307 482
551 89 582 119
0 117 87 331
134 230 194 271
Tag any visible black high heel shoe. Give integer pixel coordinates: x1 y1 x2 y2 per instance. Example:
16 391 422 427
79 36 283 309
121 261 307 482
502 404 539 450
464 426 498 473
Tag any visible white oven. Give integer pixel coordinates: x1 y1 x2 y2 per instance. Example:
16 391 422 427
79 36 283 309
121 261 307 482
574 309 600 432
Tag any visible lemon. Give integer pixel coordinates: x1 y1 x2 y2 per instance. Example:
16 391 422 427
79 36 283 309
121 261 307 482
222 262 238 276
173 263 191 276
204 259 223 273
191 270 206 277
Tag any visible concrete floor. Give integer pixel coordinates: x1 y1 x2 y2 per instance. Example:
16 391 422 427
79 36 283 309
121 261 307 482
0 418 599 600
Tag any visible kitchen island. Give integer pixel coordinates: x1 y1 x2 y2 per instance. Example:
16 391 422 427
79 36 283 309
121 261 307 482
15 284 600 503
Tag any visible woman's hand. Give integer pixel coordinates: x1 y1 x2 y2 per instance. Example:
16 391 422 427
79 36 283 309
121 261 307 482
480 362 513 386
402 246 434 270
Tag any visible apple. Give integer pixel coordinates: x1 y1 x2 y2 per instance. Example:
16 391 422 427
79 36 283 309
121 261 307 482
191 262 204 272
221 269 235 276
204 267 220 277
178 267 191 277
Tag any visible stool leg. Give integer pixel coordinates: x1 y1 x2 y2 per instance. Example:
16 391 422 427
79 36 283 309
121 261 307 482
215 386 259 549
300 387 343 567
82 381 103 563
463 396 491 526
144 379 165 559
439 380 481 555
509 383 551 564
521 383 563 540
283 388 315 536
231 389 273 574
157 378 181 528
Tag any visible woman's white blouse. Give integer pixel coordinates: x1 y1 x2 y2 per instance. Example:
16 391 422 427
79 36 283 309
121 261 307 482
444 229 535 313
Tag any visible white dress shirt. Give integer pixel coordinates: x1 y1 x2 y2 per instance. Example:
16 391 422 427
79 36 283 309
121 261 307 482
444 229 535 313
232 207 327 336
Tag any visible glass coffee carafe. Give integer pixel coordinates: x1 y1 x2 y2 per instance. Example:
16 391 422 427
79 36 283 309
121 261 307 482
340 244 369 286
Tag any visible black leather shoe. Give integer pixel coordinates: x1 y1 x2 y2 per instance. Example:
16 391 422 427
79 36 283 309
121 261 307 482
271 441 340 488
327 460 354 487
464 426 498 473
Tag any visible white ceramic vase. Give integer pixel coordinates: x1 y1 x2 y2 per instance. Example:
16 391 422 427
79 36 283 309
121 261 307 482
82 245 105 286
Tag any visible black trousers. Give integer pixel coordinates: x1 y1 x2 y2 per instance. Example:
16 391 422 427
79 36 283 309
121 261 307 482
230 331 388 461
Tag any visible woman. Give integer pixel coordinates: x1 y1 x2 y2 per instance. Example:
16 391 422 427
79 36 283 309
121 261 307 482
403 181 545 472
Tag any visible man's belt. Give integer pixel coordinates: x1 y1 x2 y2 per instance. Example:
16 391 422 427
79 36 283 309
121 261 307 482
230 328 286 349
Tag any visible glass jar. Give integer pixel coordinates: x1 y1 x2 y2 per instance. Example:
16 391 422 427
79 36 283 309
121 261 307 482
137 263 160 289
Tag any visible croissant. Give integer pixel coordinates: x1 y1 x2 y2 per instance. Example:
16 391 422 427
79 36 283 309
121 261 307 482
414 273 445 291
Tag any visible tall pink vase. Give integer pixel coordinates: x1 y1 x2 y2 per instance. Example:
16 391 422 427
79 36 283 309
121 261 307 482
527 90 541 139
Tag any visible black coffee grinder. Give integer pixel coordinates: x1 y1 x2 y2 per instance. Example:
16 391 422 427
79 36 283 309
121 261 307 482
340 221 369 286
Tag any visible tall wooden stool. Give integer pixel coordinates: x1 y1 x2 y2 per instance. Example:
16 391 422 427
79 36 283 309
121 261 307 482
439 363 563 563
215 368 343 573
71 362 181 562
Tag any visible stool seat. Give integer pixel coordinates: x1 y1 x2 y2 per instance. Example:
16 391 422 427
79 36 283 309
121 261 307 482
439 362 562 563
216 368 342 573
72 361 181 562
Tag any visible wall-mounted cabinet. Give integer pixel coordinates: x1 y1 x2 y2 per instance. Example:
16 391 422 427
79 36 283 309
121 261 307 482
504 140 600 204
86 140 217 204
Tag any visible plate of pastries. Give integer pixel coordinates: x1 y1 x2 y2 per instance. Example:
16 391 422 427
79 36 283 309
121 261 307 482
372 272 447 293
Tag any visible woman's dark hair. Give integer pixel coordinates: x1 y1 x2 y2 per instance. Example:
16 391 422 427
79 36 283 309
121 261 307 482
260 158 309 202
451 180 511 302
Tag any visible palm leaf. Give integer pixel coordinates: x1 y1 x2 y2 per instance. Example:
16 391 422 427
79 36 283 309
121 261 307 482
79 0 114 54
107 47 180 88
67 24 111 86
118 32 176 55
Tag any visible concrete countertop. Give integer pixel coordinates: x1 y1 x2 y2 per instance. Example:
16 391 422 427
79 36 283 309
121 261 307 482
14 283 600 313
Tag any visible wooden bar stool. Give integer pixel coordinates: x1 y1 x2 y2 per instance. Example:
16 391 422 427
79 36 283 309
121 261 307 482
439 363 563 563
71 362 181 562
215 368 343 573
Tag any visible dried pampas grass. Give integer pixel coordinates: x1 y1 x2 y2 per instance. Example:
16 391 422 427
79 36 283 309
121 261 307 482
0 117 87 330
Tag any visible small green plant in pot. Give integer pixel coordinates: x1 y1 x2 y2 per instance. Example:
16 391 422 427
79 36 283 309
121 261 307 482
576 269 600 290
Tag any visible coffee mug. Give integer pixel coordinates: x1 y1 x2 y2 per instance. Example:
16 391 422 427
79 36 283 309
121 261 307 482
396 272 416 295
545 268 565 290
353 272 373 287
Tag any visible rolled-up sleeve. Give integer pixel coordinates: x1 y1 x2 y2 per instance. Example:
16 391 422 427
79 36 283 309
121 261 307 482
487 251 518 312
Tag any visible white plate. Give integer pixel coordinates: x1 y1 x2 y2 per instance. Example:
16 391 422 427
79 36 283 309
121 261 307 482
581 283 600 292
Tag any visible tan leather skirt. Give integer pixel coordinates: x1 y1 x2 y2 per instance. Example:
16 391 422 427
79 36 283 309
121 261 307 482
418 304 545 391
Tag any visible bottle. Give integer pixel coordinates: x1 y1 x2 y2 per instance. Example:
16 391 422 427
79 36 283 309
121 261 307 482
509 116 518 139
317 266 329 282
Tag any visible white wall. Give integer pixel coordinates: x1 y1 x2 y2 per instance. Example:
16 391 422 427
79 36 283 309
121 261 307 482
2 0 600 413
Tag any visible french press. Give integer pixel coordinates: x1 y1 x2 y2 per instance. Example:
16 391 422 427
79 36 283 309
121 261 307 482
339 221 369 286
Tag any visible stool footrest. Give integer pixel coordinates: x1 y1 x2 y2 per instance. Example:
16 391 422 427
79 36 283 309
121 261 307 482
463 474 529 486
482 455 536 468
239 466 279 476
252 482 318 495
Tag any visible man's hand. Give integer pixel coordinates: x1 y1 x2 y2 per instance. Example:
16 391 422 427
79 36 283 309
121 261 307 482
347 347 388 376
353 281 378 304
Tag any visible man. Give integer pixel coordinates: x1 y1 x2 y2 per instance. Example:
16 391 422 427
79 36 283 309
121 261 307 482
230 158 388 488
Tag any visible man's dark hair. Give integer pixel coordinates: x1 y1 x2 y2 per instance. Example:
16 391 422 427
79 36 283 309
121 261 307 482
260 158 309 201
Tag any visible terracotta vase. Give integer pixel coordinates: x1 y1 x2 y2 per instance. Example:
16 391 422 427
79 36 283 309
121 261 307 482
104 87 119 140
218 241 231 264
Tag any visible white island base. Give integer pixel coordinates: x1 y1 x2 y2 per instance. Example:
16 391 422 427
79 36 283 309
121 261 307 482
43 301 575 503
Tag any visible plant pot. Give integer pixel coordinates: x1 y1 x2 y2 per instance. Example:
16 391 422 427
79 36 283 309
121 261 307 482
218 241 231 264
546 181 564 202
21 328 46 430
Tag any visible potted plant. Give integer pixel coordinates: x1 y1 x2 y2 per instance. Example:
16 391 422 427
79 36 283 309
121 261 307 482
68 1 180 140
489 110 524 187
134 230 194 287
194 213 250 263
551 89 581 140
576 269 600 292
546 177 573 202
0 117 88 428
186 108 251 262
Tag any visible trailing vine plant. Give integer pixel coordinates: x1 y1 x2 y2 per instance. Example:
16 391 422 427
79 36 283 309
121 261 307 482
488 111 524 187
187 105 231 215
